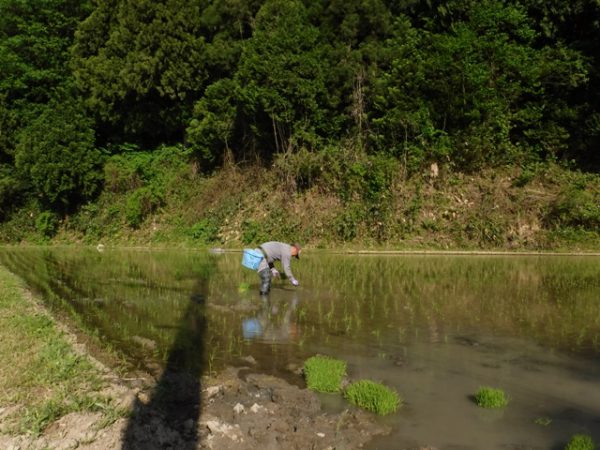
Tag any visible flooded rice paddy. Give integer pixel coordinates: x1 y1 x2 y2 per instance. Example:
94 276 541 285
0 246 598 449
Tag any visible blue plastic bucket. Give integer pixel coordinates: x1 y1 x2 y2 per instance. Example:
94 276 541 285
241 249 264 270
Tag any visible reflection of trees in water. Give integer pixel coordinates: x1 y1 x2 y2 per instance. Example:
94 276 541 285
121 277 207 450
290 255 600 354
1 248 598 371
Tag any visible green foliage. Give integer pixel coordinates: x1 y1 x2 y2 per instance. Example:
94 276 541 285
474 386 509 408
344 380 401 415
319 146 398 204
235 0 331 153
370 16 444 171
565 434 595 450
187 78 237 167
303 355 347 393
104 145 189 229
35 212 59 238
376 1 588 170
189 218 220 244
0 265 111 437
334 204 364 242
103 145 188 195
125 186 164 228
72 0 208 143
241 219 268 245
14 98 104 210
546 185 600 231
272 147 324 192
2 0 600 246
0 0 92 157
0 163 25 219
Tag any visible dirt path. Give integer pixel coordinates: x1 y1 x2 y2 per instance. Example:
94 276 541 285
1 363 391 450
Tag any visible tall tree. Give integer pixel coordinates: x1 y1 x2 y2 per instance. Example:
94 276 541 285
371 0 588 170
72 0 210 147
0 0 92 216
15 98 104 211
0 0 92 158
234 0 332 156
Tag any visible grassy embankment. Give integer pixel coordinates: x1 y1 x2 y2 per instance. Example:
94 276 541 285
1 146 599 251
0 265 123 439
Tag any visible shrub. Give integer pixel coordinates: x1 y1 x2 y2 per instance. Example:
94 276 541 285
241 219 268 245
474 386 509 408
547 187 600 231
344 380 401 415
303 355 346 393
189 218 219 244
35 211 59 238
104 145 190 194
125 187 164 228
565 434 595 450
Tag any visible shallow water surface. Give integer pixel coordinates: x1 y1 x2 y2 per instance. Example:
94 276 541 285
0 247 598 449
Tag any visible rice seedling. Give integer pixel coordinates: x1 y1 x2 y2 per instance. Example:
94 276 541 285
303 355 347 393
565 434 595 450
344 379 401 415
474 386 509 408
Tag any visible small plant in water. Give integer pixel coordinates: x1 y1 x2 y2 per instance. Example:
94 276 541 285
534 416 552 426
474 386 509 408
303 355 346 393
344 380 401 415
565 434 595 450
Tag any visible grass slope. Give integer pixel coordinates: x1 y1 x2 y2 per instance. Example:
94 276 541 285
0 265 121 437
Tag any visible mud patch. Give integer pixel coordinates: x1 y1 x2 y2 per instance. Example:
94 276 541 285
0 365 391 450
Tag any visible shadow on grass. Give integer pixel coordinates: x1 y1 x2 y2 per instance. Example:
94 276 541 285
121 277 208 450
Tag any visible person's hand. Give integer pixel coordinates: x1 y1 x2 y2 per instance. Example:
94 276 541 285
290 277 299 287
271 268 280 278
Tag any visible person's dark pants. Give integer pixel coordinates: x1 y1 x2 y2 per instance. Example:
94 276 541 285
259 268 272 295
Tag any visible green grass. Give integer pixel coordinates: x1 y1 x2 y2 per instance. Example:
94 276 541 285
344 379 401 415
565 434 595 450
303 355 347 393
474 386 509 408
0 265 123 436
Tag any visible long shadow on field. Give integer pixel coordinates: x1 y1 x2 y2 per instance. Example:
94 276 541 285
121 277 207 450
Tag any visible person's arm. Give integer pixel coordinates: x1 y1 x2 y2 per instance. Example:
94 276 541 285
281 253 298 286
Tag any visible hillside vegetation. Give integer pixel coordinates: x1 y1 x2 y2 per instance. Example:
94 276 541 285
0 0 598 250
2 146 598 251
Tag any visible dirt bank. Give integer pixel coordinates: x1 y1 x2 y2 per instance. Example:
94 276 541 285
1 363 391 450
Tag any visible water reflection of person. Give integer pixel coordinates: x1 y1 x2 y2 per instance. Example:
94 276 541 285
242 293 300 343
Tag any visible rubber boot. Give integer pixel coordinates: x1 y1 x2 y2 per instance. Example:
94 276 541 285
259 268 272 295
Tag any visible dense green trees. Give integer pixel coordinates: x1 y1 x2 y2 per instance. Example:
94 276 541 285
0 0 599 223
15 98 103 210
71 0 209 144
0 0 93 215
370 1 588 170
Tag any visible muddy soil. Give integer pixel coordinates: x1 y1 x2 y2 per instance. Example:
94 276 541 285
0 362 393 450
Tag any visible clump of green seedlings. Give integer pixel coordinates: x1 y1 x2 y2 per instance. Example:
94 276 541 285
303 355 347 393
565 434 595 450
474 386 509 408
344 379 401 415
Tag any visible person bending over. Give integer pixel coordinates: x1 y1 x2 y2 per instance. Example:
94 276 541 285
256 241 301 295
